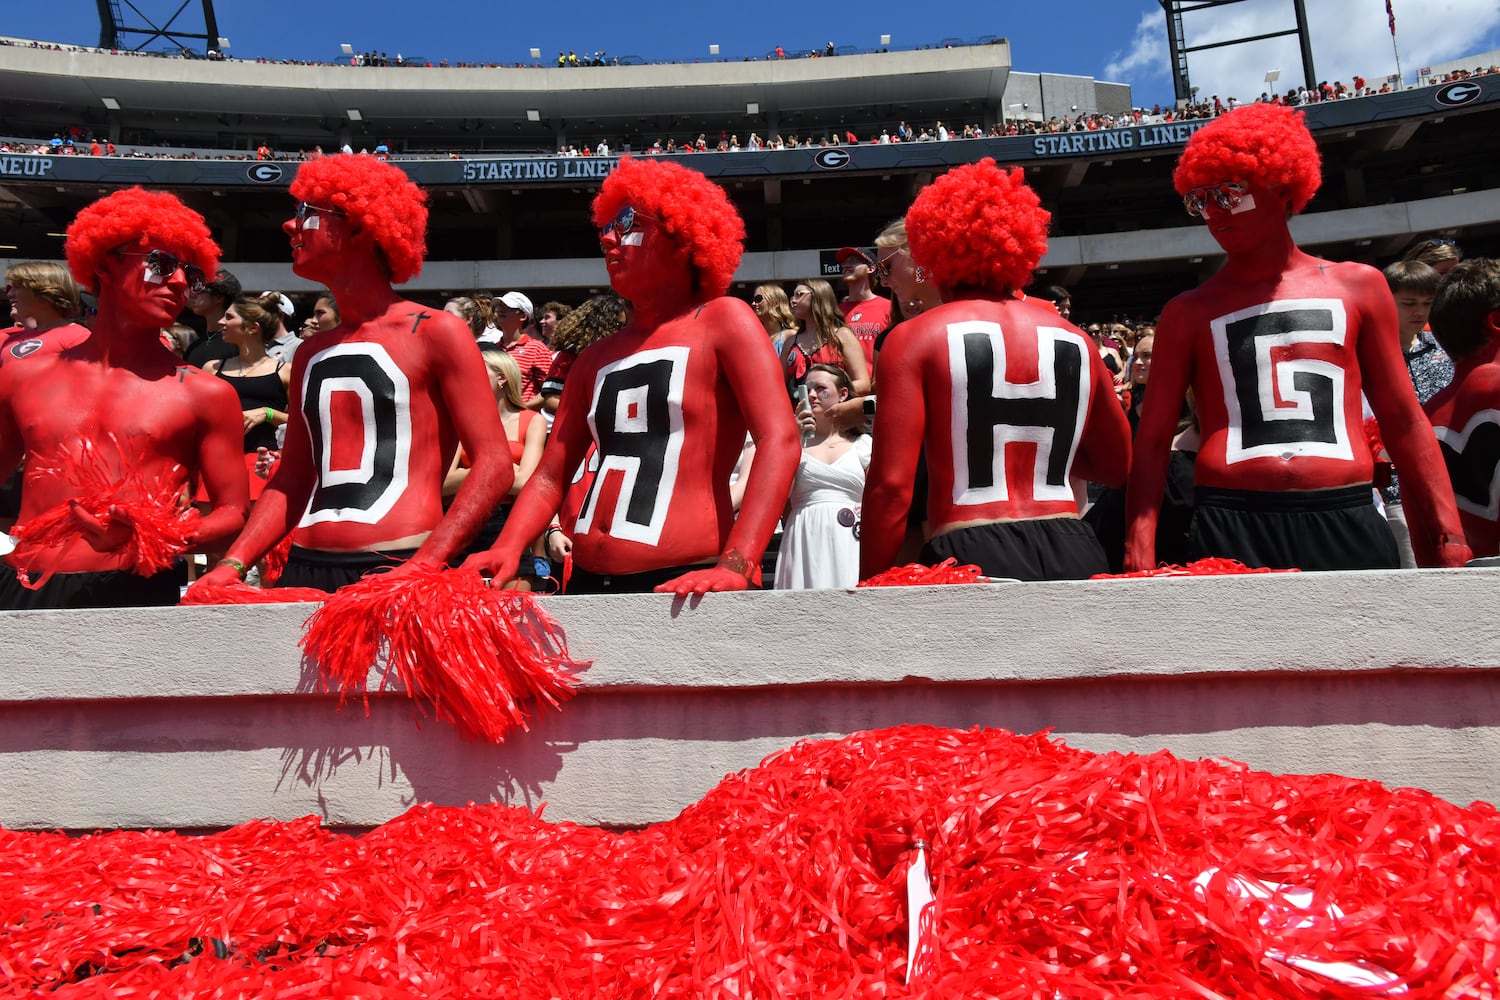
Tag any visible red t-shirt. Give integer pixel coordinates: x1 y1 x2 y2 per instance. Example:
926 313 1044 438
0 323 90 367
840 296 890 375
502 333 555 402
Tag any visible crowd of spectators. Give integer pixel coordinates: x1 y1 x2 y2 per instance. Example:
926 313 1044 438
0 206 1485 596
3 38 1494 165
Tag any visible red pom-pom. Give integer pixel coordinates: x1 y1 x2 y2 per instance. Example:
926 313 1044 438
300 564 584 742
179 580 328 605
1 727 1496 996
260 533 296 587
10 440 199 589
858 558 987 587
1092 557 1300 579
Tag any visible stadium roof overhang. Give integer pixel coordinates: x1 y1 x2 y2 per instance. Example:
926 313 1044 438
0 41 1012 127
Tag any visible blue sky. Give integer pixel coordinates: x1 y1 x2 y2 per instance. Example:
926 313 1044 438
6 1 1499 110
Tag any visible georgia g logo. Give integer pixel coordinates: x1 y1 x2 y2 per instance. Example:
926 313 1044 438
1434 82 1482 108
248 163 284 183
1210 298 1353 464
813 148 851 170
7 339 43 360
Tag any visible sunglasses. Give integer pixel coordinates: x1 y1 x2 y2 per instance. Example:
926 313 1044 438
1183 181 1247 218
875 248 908 280
112 249 206 294
294 201 346 223
598 205 638 250
1423 238 1459 249
751 294 765 303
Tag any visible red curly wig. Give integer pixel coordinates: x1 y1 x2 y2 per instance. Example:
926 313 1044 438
65 187 220 292
906 159 1050 295
290 154 428 284
591 157 744 298
1173 103 1322 214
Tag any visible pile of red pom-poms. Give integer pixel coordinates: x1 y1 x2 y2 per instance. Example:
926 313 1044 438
859 558 987 587
2 726 1495 997
1093 558 1299 579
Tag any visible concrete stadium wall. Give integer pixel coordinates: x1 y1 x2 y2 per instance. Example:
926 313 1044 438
1 568 1497 833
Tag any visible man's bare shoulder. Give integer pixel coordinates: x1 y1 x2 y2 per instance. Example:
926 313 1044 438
172 361 242 408
695 295 763 340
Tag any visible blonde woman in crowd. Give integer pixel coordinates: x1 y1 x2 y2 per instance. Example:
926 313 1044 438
784 278 870 395
873 219 941 322
446 347 547 557
751 284 798 341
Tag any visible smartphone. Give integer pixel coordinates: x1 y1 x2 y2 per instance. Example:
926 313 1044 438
793 384 814 446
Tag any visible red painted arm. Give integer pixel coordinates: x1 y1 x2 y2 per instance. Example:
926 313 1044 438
859 323 926 578
1124 299 1195 572
408 320 512 566
657 298 800 596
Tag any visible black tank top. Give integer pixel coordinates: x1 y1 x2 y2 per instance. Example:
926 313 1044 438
216 361 287 453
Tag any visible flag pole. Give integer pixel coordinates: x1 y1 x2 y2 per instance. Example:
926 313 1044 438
1387 0 1405 88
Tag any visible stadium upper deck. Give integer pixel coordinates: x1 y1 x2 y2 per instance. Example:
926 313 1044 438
1 37 1497 320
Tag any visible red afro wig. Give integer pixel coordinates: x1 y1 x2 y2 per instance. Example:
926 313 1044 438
290 154 428 284
65 187 220 292
906 159 1050 295
592 157 744 298
1173 103 1322 213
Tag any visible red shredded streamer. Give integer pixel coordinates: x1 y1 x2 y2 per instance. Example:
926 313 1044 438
858 558 987 588
179 580 328 605
1092 558 1300 579
299 563 583 743
0 727 1495 997
260 533 296 588
9 441 199 590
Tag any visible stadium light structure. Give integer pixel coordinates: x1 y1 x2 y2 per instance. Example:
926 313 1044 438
1158 0 1316 105
95 0 223 56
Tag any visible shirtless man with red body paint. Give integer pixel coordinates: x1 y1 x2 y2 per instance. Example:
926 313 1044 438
465 156 799 596
861 159 1131 581
1124 104 1469 571
191 154 511 593
0 188 248 608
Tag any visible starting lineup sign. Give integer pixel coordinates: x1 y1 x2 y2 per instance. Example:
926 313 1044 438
1 75 1495 190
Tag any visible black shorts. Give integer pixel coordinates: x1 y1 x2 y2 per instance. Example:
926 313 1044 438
920 517 1108 581
566 563 743 595
274 545 418 593
1188 484 1398 571
0 562 182 611
0 466 22 521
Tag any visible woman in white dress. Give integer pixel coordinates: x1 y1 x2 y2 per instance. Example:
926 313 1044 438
775 364 872 590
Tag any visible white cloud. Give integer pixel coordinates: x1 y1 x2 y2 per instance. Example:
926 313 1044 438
1105 11 1168 81
1105 0 1500 104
